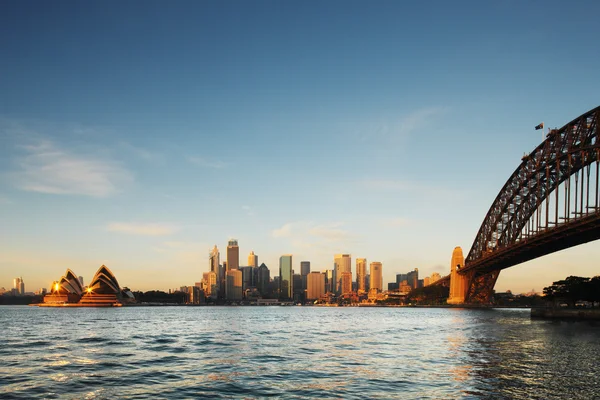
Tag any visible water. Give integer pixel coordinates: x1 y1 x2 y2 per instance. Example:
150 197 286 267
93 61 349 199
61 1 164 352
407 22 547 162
0 306 599 399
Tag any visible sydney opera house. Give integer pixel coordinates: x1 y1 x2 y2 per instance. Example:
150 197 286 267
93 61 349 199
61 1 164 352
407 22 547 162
40 265 134 307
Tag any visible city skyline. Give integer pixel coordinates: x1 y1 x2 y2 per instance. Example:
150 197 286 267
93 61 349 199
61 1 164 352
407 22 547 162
2 2 600 294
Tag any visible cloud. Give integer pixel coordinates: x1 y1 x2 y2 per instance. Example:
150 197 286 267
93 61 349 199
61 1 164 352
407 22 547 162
119 141 164 163
272 223 294 238
107 222 178 236
12 140 133 197
308 223 350 241
355 106 448 144
188 156 227 169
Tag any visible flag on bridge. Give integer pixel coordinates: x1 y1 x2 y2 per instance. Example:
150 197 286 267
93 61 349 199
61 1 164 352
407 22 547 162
535 122 544 130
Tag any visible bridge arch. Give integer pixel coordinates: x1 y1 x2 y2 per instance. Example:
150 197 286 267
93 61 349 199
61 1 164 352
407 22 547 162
455 106 600 303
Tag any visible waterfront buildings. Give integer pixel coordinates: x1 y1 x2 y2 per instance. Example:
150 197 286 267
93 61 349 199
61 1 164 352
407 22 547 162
227 239 239 271
41 265 131 307
356 258 367 293
248 251 258 267
370 262 383 292
324 269 334 293
279 255 293 300
306 271 325 300
334 254 351 294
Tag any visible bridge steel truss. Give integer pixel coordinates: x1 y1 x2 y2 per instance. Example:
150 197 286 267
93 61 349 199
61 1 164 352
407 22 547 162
461 106 600 303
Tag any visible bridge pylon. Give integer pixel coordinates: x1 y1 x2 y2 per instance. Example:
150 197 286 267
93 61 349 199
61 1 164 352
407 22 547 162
447 247 468 304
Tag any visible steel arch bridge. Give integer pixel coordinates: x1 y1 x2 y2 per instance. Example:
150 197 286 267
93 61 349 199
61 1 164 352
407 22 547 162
440 105 600 304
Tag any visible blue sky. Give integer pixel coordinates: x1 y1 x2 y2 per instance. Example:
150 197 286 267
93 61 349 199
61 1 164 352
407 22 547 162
1 0 599 293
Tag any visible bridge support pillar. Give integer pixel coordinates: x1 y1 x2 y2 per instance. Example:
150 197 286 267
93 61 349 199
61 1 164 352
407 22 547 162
447 247 468 304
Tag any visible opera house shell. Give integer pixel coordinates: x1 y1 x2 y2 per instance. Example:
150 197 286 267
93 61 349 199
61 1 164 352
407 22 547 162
41 265 134 307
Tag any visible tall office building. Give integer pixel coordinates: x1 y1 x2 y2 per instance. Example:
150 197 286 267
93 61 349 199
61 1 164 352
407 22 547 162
324 269 334 293
279 255 293 300
430 272 441 284
356 258 367 293
334 254 351 294
341 271 353 295
210 245 220 273
255 263 270 297
203 271 218 298
306 272 325 300
300 261 310 276
13 277 24 295
240 266 254 294
226 269 243 301
227 239 239 271
248 251 258 267
370 262 383 292
407 268 419 289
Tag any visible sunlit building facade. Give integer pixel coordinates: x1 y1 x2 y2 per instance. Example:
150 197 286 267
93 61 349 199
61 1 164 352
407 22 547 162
356 258 367 293
279 255 293 300
306 272 325 300
334 254 351 294
226 269 243 301
341 271 353 295
370 262 383 292
227 239 239 271
248 251 258 267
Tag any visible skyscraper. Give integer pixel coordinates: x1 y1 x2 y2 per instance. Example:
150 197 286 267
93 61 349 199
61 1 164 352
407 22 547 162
370 262 383 292
334 254 351 294
306 272 325 300
407 268 419 290
248 251 258 267
227 239 239 271
255 263 270 297
300 261 310 276
226 269 243 301
279 255 293 300
356 258 367 293
210 245 220 273
341 271 353 295
13 277 24 295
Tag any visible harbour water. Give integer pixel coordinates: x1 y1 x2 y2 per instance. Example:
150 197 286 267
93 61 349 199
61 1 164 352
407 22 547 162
1 306 598 399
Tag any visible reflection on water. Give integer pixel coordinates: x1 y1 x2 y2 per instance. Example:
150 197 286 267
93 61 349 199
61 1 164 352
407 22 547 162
0 306 599 399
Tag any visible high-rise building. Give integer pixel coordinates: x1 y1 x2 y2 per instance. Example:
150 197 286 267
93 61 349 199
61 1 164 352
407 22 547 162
356 258 367 293
226 269 243 301
424 277 431 286
210 245 220 273
293 274 304 302
13 277 24 295
227 240 239 271
324 269 334 293
430 272 441 284
248 251 258 267
407 268 419 289
300 261 310 276
370 262 383 292
203 271 218 298
255 263 270 297
341 271 353 295
306 272 325 300
334 254 351 294
240 266 254 293
279 255 293 300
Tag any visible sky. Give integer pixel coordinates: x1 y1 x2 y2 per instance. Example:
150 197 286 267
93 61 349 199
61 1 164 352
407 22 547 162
1 0 599 294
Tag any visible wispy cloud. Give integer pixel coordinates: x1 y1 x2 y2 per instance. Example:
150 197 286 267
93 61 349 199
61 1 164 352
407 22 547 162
188 156 227 169
119 141 164 163
355 106 448 144
107 222 178 236
271 221 357 252
12 139 133 197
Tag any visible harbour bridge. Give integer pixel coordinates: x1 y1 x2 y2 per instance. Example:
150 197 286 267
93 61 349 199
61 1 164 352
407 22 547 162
437 105 600 304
